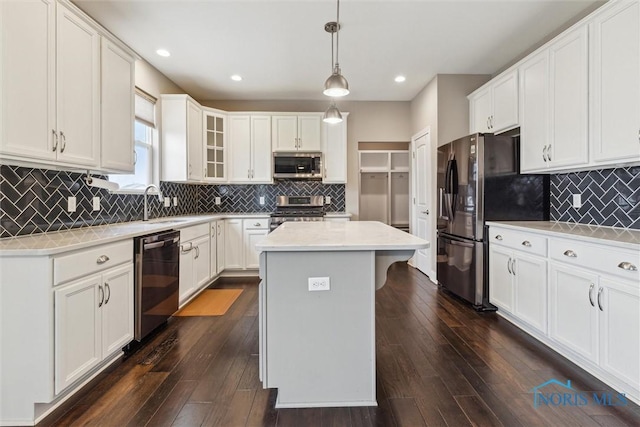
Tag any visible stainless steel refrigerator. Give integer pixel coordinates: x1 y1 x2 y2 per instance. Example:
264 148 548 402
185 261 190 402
436 130 549 310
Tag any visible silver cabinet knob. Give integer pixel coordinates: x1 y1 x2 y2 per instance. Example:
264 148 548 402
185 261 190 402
495 235 503 241
563 250 577 258
618 262 638 271
521 240 531 247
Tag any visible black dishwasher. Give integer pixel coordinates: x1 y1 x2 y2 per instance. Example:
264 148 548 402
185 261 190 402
134 230 180 341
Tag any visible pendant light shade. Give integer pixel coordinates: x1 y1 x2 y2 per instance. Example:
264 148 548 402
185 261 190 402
323 66 350 97
323 102 343 124
323 0 349 98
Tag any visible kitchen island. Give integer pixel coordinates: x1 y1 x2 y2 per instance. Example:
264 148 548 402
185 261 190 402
256 221 429 408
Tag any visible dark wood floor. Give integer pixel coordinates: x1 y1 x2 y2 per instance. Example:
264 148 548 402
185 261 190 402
43 263 640 426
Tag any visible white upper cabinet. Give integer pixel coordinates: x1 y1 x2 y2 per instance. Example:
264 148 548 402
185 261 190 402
55 2 100 168
0 0 135 172
519 50 549 172
590 0 640 165
0 0 56 162
161 95 204 182
548 25 589 170
520 24 589 172
203 109 226 182
491 70 519 133
272 114 322 152
228 115 272 183
469 69 518 134
100 37 135 173
322 113 348 183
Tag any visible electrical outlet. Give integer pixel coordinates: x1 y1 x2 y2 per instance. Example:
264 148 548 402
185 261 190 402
308 277 330 291
325 196 331 205
67 196 76 212
164 197 171 207
259 196 265 205
572 194 582 209
173 197 178 207
92 197 100 211
215 196 221 205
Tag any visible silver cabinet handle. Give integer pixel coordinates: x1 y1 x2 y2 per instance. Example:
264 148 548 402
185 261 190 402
60 131 66 153
181 242 193 253
547 145 552 161
194 245 200 259
618 262 638 271
98 285 104 307
204 167 207 177
521 240 531 247
52 130 58 151
134 150 137 165
511 259 516 275
486 117 490 130
542 145 548 162
563 250 577 258
421 210 429 215
588 283 595 307
507 257 512 275
490 115 494 129
254 222 261 227
597 287 604 311
495 235 503 241
104 282 111 304
188 164 192 177
217 224 221 236
248 169 250 179
251 169 254 179
96 255 110 264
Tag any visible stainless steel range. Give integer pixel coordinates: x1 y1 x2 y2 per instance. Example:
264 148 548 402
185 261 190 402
269 195 325 232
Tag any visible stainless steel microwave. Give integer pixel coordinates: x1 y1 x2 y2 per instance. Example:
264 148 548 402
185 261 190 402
273 152 322 180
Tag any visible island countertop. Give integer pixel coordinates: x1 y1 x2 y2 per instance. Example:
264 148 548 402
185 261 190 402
256 221 429 252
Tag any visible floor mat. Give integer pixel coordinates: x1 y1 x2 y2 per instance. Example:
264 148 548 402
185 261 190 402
174 289 243 316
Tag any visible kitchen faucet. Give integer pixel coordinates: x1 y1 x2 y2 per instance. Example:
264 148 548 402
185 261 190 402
143 184 163 221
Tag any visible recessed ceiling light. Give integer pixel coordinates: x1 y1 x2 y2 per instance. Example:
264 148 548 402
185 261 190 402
156 49 170 57
394 75 406 83
231 75 243 81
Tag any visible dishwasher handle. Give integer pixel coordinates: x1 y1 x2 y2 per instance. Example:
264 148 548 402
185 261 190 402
143 236 180 251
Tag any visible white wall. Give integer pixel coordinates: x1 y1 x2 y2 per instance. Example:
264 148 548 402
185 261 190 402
202 100 412 220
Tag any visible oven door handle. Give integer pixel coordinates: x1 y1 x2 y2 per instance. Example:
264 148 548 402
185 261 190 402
144 237 179 251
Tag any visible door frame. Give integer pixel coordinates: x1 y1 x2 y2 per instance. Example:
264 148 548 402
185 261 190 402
409 126 436 280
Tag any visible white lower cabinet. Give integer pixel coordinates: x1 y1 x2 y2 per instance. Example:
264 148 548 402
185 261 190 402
210 220 225 277
489 223 640 403
224 218 269 270
179 224 211 306
243 219 269 269
599 277 640 393
54 262 133 395
224 219 244 269
549 264 599 362
489 244 547 333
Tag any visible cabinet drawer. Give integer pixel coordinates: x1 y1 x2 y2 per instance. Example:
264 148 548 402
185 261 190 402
550 238 640 282
489 227 547 257
181 223 209 242
54 240 133 286
244 218 269 230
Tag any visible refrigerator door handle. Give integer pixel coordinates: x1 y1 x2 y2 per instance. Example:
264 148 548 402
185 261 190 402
439 188 447 219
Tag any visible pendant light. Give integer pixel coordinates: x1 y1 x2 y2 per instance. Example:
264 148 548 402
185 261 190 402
323 0 349 97
323 101 343 124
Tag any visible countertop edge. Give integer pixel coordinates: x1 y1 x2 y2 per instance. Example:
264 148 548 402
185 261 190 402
0 213 271 256
256 243 427 252
486 221 640 250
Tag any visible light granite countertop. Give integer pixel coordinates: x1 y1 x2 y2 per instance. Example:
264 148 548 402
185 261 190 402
486 221 640 250
0 213 271 256
256 221 429 252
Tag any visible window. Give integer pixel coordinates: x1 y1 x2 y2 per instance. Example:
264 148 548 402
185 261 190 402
109 90 158 191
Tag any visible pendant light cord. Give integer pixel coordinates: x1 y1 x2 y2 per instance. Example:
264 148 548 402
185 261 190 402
331 31 335 70
335 0 340 70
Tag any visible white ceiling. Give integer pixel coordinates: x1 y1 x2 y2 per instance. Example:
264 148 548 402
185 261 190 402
73 0 600 102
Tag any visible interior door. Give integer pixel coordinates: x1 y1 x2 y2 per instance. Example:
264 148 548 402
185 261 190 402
412 131 433 278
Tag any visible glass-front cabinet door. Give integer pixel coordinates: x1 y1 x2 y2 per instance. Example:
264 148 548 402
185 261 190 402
204 109 226 181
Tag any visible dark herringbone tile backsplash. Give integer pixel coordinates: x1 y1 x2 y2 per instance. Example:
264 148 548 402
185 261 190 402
550 166 640 229
0 165 345 238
